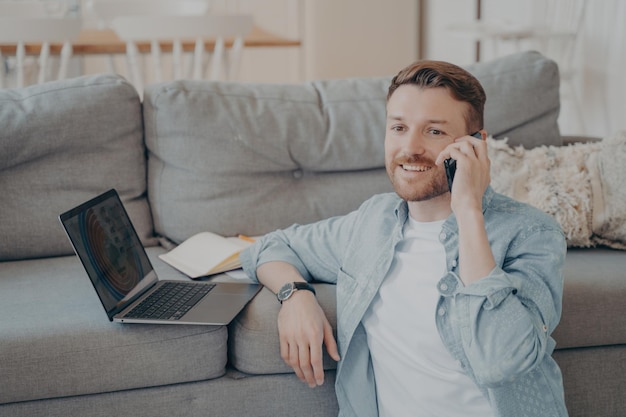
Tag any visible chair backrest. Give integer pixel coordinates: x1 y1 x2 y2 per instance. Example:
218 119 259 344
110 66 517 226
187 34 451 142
0 2 81 88
87 0 212 80
110 14 253 92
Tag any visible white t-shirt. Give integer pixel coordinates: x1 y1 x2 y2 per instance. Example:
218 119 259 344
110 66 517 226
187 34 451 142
362 217 493 417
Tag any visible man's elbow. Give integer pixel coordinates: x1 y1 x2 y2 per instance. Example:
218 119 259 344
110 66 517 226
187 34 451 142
472 340 545 388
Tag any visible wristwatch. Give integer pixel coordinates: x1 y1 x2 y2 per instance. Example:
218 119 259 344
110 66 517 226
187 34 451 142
277 282 316 303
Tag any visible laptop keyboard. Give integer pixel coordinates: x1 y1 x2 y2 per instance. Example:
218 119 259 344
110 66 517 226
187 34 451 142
124 282 216 321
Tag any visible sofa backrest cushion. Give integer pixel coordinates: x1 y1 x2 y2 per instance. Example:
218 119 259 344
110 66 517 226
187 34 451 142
475 51 561 147
144 51 561 242
0 74 155 261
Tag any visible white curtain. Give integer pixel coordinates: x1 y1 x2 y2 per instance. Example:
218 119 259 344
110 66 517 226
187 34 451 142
576 0 626 138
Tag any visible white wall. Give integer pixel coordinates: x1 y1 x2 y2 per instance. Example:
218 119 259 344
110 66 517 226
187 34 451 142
302 0 418 80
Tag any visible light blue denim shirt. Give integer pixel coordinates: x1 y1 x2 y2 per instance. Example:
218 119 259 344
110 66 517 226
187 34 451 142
240 186 568 417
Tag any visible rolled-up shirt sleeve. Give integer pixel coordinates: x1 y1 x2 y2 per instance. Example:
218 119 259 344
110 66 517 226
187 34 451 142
240 210 362 285
450 226 566 387
240 227 317 283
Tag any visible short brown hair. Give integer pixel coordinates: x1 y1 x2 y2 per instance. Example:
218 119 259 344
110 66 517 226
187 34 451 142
387 60 486 132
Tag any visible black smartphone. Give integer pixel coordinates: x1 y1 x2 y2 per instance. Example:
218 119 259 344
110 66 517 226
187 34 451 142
444 131 483 192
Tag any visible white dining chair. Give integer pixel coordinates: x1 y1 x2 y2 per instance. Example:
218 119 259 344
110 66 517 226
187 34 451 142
87 0 211 77
0 1 81 88
110 14 253 93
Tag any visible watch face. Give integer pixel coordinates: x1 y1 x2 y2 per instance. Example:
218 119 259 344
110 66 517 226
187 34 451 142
277 282 295 301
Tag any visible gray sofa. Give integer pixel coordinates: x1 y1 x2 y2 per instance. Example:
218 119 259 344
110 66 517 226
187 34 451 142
1 51 624 417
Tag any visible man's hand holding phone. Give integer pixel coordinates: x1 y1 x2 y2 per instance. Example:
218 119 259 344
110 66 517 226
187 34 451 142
437 130 496 286
436 130 490 213
443 131 484 192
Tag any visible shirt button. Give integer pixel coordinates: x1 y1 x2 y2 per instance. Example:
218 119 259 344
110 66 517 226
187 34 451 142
439 232 447 241
438 307 446 316
440 283 448 291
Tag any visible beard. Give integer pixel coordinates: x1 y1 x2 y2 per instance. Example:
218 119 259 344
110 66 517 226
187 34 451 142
386 155 449 202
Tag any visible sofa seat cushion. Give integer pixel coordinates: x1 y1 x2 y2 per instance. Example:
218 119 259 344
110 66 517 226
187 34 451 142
229 283 338 375
0 74 155 261
553 248 626 349
229 247 626 375
0 247 227 405
143 51 561 244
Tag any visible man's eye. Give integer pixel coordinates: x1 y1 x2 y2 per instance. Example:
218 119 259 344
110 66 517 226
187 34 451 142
391 125 405 132
428 129 443 135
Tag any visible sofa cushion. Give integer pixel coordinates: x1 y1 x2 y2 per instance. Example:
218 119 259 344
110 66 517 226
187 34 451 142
489 132 626 249
144 76 393 242
471 50 561 148
0 247 227 404
553 248 626 349
0 74 155 261
144 51 561 243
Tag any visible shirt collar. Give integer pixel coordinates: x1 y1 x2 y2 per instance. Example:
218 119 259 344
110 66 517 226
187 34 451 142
393 198 409 224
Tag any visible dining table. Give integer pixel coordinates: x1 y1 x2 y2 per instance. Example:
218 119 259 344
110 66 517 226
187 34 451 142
0 25 301 56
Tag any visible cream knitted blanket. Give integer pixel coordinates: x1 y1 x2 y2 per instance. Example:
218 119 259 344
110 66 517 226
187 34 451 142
488 131 626 249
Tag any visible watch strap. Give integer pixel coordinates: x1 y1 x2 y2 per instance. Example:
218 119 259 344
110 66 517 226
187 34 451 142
293 281 316 295
277 281 316 303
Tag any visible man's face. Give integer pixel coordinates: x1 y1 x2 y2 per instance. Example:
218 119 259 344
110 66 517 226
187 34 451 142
385 85 470 202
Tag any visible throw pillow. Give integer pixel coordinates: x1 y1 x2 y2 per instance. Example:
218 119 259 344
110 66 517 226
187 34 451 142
488 132 626 249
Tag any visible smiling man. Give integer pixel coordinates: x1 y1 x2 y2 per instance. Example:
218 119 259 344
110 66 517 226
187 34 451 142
241 60 569 417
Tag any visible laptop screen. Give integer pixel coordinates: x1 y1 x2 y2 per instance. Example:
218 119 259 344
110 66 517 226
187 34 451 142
60 190 154 317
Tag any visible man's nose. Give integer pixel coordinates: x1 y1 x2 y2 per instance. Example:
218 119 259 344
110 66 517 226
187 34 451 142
405 132 426 154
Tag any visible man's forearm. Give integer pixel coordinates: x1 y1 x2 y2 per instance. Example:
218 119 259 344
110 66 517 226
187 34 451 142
456 208 496 286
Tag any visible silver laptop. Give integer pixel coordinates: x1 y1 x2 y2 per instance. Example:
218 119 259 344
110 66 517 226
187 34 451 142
59 189 261 325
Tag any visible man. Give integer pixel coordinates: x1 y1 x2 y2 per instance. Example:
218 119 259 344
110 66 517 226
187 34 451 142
240 60 568 417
